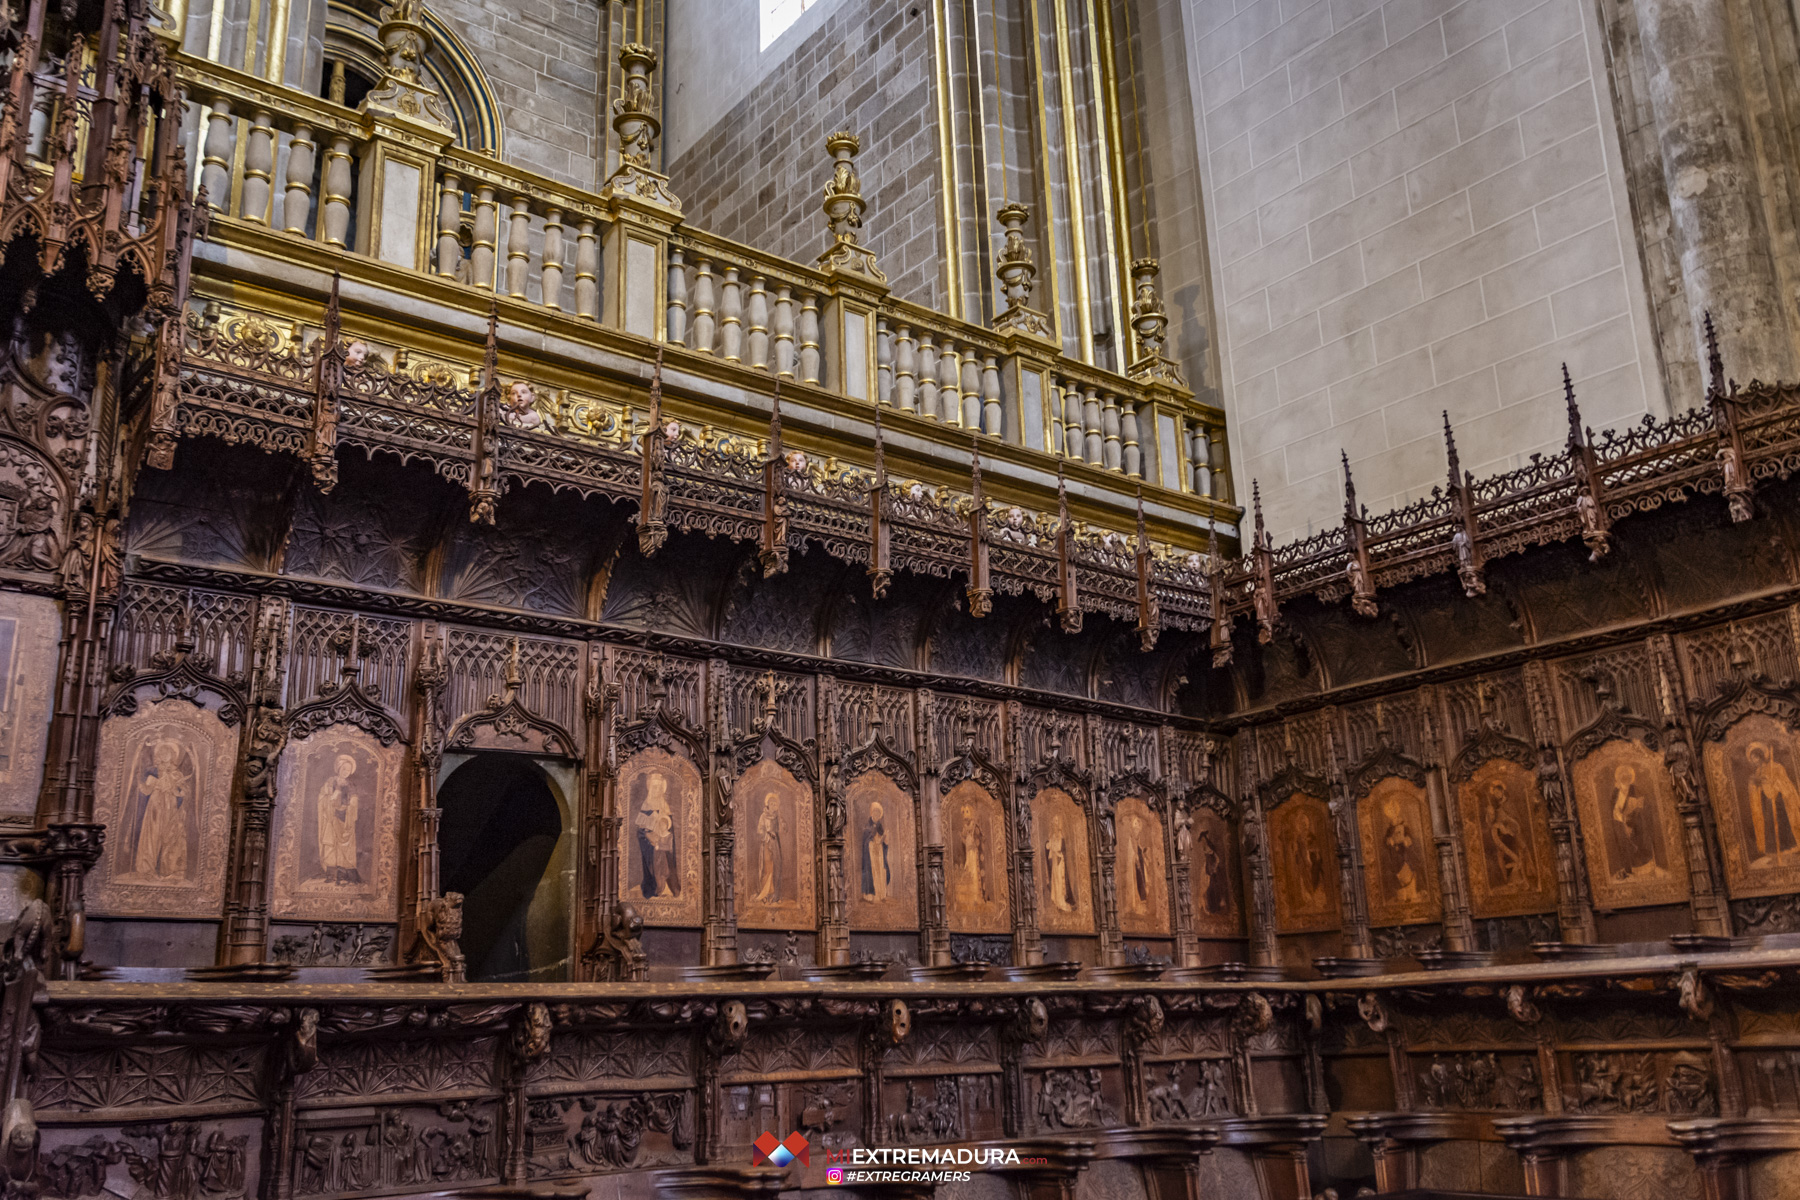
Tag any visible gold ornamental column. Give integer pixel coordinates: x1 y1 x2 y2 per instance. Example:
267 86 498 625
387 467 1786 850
600 42 679 341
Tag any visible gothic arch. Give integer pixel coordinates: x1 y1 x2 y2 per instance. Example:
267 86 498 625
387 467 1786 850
321 1 503 155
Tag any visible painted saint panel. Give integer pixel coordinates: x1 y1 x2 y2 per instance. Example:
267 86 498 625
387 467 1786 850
1269 794 1340 934
1572 739 1689 910
1456 759 1558 918
1033 787 1093 935
0 592 57 821
733 759 816 931
1188 806 1243 938
272 728 404 921
847 772 917 931
944 780 1008 934
90 704 237 917
621 748 704 927
1702 713 1800 898
1116 796 1170 937
1357 778 1440 927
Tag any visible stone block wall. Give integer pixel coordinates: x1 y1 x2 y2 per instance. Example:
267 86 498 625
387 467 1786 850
1182 0 1668 541
665 0 947 311
416 0 604 189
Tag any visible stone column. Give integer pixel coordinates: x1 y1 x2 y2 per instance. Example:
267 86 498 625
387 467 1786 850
1636 0 1796 380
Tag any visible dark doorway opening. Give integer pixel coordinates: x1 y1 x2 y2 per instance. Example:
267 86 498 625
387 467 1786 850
437 754 566 982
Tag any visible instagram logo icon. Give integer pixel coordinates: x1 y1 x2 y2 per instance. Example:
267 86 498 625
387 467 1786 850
826 1167 844 1185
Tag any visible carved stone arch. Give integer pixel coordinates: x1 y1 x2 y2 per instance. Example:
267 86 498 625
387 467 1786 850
1689 670 1800 746
287 675 406 747
940 740 1009 803
1025 756 1092 809
1181 781 1238 820
103 639 248 727
320 3 503 154
1258 761 1329 809
733 721 818 785
1449 722 1538 785
1565 700 1663 763
445 692 578 759
1347 743 1428 802
842 721 916 793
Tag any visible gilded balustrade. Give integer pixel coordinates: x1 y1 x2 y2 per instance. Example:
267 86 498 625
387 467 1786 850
167 53 1233 533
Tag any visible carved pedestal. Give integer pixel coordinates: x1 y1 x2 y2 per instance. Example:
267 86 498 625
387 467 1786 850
1493 1114 1642 1196
1097 1127 1223 1200
649 1166 789 1199
1344 1111 1474 1192
1669 1117 1800 1200
1211 1115 1328 1200
976 1137 1096 1200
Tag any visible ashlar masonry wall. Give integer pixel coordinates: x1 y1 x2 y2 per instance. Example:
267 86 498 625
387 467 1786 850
665 0 947 311
1184 0 1669 542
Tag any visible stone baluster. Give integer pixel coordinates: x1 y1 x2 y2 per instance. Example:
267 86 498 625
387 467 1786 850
239 110 274 223
666 248 688 344
1063 379 1084 458
471 186 498 289
435 173 462 277
320 136 354 248
798 293 822 384
1122 401 1141 478
1102 394 1122 470
1083 386 1104 465
1189 423 1207 493
772 285 795 375
282 124 315 235
691 258 717 353
938 339 961 425
876 318 894 405
575 220 600 320
746 275 770 369
960 348 981 429
199 98 235 210
981 354 1001 436
505 198 532 299
894 325 917 411
540 208 565 309
917 335 938 418
719 267 744 361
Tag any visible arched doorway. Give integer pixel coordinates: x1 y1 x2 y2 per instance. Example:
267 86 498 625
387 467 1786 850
437 754 572 983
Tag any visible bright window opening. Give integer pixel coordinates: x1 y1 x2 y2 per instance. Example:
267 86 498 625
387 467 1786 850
761 0 822 50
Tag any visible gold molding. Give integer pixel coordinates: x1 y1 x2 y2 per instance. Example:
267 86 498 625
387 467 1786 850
931 0 963 320
1089 0 1131 374
1026 0 1065 356
1051 0 1093 365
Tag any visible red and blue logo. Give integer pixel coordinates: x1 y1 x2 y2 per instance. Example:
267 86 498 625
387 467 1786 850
752 1131 810 1167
